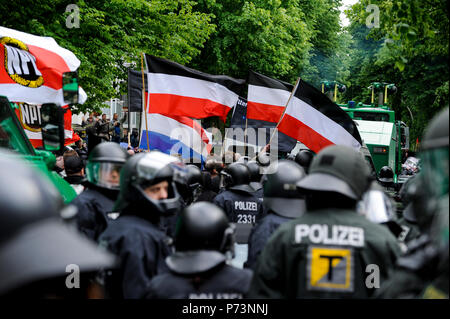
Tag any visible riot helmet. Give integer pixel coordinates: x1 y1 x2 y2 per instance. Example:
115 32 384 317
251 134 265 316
296 145 371 201
246 161 262 183
113 151 185 217
0 152 116 296
246 160 263 192
219 162 254 193
85 142 128 191
183 164 203 204
357 182 403 237
263 160 306 218
166 202 235 274
294 149 315 173
378 166 394 185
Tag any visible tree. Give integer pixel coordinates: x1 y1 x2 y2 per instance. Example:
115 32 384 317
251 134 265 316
0 0 215 113
342 0 449 144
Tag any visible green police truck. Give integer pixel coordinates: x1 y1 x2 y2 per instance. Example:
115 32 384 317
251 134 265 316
336 82 409 182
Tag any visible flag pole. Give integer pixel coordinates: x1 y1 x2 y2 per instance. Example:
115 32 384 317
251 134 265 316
244 114 248 157
140 52 150 151
265 77 301 149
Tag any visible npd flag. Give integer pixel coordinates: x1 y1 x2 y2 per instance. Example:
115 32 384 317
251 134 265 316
144 55 245 121
0 26 87 105
278 79 362 153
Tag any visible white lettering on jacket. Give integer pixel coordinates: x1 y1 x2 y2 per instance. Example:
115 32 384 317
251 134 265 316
295 224 365 247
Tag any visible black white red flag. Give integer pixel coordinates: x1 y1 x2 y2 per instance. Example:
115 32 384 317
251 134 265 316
277 79 362 153
245 71 297 152
144 55 245 121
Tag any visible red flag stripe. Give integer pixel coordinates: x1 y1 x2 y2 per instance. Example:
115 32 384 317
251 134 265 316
169 114 211 146
280 95 361 150
247 101 284 123
145 92 231 122
278 113 334 153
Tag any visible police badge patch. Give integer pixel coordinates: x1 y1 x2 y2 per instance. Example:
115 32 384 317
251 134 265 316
306 246 355 293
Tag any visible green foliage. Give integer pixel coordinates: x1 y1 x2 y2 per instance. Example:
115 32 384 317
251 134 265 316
0 0 215 113
342 0 449 144
190 0 313 83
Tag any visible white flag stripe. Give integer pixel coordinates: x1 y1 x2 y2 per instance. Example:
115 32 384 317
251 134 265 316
24 129 73 140
148 73 239 108
0 84 87 105
286 96 361 149
0 26 80 71
247 85 291 106
147 113 210 157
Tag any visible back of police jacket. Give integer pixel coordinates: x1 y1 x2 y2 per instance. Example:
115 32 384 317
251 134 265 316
213 190 263 224
246 213 292 269
247 209 401 298
145 263 253 299
98 214 172 299
71 187 113 241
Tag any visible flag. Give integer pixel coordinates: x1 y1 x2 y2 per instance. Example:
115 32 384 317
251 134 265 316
139 113 212 163
144 55 245 121
0 26 87 105
277 79 362 153
13 102 80 148
243 71 297 152
128 69 147 112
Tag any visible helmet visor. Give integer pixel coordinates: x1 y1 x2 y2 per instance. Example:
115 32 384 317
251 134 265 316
357 189 395 224
87 162 123 190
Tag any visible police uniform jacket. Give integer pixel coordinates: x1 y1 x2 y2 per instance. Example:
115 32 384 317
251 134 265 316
71 187 113 241
145 262 253 299
248 209 401 298
245 213 292 270
213 189 263 225
98 214 172 299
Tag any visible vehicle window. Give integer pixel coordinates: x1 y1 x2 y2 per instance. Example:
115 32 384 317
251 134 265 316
353 112 390 122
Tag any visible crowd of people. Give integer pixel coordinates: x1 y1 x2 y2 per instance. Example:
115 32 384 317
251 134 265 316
80 112 140 152
0 108 447 299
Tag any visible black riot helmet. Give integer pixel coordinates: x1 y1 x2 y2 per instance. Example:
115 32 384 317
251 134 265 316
263 160 307 218
295 149 315 173
186 165 202 189
85 142 128 191
0 151 116 296
166 202 235 274
246 161 262 183
220 162 253 193
113 151 185 217
183 164 203 204
378 166 394 184
297 145 371 201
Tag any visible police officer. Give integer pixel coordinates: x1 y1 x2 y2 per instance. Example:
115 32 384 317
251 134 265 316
0 152 116 298
184 164 203 204
98 151 183 299
248 145 401 298
246 161 263 201
71 142 128 241
377 165 403 218
160 163 199 237
395 175 423 243
213 163 263 242
245 160 306 269
376 107 449 298
145 202 253 299
194 171 218 203
294 149 315 174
